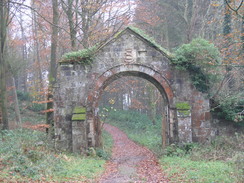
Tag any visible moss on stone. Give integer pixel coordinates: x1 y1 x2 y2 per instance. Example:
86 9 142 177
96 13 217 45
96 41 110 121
59 26 173 64
73 107 86 114
127 26 172 58
72 114 86 121
176 102 191 116
60 45 97 64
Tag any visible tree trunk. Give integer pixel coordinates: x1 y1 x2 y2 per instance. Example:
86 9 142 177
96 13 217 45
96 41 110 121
11 77 22 126
67 0 77 50
0 0 9 130
19 11 28 92
31 1 44 95
46 0 59 137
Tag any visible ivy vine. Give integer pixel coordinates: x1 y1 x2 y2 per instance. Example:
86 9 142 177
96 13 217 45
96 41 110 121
172 38 221 93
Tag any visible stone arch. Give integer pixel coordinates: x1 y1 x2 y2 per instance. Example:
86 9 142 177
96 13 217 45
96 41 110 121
54 27 212 153
86 64 177 148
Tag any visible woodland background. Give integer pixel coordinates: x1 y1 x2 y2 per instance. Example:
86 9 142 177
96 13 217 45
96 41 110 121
0 0 243 131
0 0 243 182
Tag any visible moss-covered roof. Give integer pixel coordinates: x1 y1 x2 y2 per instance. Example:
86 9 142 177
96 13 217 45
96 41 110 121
60 45 97 64
126 26 172 58
60 26 172 63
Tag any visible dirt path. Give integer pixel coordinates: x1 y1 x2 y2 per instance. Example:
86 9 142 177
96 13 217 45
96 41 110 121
97 124 169 183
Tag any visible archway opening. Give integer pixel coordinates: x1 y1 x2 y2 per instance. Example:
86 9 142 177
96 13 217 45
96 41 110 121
96 73 169 154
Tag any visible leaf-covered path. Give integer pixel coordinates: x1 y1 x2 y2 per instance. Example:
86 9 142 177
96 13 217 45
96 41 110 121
97 124 169 183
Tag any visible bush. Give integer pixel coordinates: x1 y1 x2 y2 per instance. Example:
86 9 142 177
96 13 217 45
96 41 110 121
27 103 45 112
216 97 244 123
172 38 221 93
17 90 30 101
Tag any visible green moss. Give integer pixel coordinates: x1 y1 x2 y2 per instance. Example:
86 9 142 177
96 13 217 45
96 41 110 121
72 114 86 121
128 26 172 58
72 106 86 121
60 45 97 64
73 107 86 114
176 102 191 116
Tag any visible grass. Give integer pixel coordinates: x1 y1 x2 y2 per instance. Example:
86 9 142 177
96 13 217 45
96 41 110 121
105 109 163 155
1 97 114 182
161 156 241 183
0 129 106 182
104 109 244 183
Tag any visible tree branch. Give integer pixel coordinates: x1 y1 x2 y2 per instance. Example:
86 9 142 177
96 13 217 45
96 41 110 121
224 0 244 18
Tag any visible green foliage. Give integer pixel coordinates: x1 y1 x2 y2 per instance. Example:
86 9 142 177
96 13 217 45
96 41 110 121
16 90 45 112
172 38 221 93
27 103 45 112
93 130 113 160
60 45 97 64
215 96 244 123
160 134 244 182
163 143 196 157
0 129 105 181
105 109 163 154
161 156 241 183
17 90 31 101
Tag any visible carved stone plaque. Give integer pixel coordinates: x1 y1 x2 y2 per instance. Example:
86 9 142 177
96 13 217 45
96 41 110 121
124 48 136 63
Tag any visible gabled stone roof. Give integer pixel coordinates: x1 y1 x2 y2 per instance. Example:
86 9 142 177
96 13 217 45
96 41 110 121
100 26 172 58
60 26 172 63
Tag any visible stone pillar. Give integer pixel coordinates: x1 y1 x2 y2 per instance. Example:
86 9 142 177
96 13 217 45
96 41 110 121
71 107 87 153
178 115 192 143
72 121 87 153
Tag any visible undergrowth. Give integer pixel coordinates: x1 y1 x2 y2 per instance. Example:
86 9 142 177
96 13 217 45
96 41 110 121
0 128 106 182
161 134 244 182
104 109 244 183
95 129 113 160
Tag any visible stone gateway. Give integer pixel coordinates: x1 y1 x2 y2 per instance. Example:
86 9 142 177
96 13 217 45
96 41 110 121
54 27 212 153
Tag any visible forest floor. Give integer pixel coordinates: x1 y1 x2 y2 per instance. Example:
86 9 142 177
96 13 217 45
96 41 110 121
97 123 169 183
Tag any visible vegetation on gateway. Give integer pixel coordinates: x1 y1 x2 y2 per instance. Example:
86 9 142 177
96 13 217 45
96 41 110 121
175 102 191 116
172 38 221 93
60 45 97 64
59 26 173 64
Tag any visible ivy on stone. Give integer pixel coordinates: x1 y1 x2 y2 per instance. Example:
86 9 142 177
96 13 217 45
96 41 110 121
172 38 221 93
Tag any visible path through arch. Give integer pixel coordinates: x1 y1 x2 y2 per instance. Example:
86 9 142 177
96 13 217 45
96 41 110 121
97 124 169 183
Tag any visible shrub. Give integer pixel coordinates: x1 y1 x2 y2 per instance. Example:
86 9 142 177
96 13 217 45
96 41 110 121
28 103 45 112
172 38 221 93
17 90 30 101
217 97 244 123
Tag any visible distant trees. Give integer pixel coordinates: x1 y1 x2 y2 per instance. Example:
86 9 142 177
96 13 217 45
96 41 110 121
134 0 243 123
100 76 164 124
0 0 133 130
0 0 243 129
134 0 212 49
